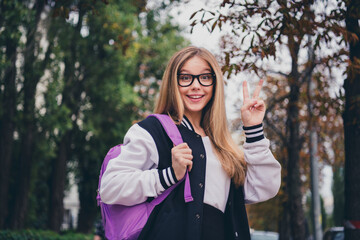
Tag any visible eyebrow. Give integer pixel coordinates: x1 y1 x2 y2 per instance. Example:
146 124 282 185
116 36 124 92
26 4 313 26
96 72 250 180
179 68 212 73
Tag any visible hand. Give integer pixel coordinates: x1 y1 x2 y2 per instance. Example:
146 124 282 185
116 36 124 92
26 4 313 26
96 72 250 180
241 79 266 127
171 143 193 181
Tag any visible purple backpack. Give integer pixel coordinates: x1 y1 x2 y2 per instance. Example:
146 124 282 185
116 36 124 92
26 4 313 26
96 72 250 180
97 114 193 240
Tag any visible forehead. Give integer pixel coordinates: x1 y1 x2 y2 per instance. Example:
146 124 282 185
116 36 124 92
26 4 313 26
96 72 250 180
180 56 211 72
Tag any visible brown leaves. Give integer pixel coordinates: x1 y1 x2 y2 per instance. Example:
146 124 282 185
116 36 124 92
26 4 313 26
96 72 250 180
189 9 202 20
52 6 70 19
346 56 360 80
344 30 360 45
51 1 109 19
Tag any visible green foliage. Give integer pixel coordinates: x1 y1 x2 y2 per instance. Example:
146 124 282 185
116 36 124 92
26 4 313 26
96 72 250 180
305 194 327 236
0 0 188 232
0 229 92 240
332 167 344 226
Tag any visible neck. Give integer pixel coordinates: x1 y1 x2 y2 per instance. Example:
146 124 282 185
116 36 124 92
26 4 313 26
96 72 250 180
184 111 201 127
184 111 206 136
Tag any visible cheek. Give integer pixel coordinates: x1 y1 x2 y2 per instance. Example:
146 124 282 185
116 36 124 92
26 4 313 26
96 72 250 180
178 88 189 105
206 86 214 99
178 88 187 98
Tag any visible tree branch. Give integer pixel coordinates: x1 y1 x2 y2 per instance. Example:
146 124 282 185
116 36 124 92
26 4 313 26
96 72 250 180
266 93 291 112
267 70 289 78
264 114 287 145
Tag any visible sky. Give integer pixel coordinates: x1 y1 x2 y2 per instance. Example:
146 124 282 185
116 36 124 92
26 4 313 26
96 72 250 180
167 1 223 52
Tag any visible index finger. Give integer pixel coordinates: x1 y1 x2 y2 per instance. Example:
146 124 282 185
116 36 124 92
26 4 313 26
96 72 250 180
242 80 250 100
174 143 189 149
252 79 264 99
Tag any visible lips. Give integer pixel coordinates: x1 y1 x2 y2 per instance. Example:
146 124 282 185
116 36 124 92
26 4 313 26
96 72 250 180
187 95 204 102
187 95 204 99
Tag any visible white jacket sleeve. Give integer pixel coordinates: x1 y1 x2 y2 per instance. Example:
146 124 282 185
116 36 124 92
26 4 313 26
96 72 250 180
243 131 281 204
99 124 166 206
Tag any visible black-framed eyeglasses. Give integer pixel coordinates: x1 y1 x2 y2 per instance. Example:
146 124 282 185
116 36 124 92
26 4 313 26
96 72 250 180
177 73 216 87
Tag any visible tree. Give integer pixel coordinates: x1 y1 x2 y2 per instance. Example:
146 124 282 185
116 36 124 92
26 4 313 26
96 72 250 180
332 166 344 226
0 0 21 229
43 0 188 232
71 1 188 232
344 0 360 239
8 1 48 229
0 0 187 232
0 0 53 229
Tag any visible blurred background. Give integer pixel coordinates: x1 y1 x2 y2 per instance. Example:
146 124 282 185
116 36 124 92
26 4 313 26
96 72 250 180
0 0 359 239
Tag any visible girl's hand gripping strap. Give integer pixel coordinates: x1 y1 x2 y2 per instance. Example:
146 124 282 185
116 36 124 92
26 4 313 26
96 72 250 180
149 114 194 203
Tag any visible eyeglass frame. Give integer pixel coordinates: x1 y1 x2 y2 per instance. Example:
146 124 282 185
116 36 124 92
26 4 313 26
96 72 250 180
177 73 216 87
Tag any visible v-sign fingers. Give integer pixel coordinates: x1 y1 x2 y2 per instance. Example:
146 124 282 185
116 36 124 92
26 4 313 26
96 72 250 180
242 80 250 100
252 79 264 99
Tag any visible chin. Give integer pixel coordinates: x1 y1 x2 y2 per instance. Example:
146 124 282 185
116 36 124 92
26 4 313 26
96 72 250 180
185 107 204 114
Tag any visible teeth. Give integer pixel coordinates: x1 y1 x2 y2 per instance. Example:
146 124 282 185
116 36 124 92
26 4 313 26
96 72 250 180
189 95 202 99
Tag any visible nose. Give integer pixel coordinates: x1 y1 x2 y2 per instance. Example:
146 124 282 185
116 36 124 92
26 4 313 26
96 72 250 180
191 76 202 88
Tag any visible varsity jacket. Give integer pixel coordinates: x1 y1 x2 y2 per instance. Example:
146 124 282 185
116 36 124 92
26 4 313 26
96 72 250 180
100 116 281 240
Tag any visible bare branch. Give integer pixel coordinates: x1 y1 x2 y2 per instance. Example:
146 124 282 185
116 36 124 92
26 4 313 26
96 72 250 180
264 115 287 145
267 70 289 78
266 93 291 112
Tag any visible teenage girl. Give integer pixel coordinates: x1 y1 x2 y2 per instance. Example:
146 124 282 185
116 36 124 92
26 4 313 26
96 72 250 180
100 46 281 240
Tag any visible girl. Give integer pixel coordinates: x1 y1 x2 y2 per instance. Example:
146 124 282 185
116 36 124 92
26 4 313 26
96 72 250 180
100 46 281 240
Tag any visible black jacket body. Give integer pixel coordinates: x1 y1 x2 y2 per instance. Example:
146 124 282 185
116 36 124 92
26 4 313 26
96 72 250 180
137 116 250 240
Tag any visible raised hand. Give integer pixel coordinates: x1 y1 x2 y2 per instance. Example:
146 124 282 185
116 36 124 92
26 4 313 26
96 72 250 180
171 143 193 181
241 79 266 127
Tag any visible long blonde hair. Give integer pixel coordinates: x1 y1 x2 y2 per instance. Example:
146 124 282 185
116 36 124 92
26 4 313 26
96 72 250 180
154 46 246 186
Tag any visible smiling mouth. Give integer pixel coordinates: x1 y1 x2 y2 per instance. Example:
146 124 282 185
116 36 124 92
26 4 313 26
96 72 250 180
187 95 204 99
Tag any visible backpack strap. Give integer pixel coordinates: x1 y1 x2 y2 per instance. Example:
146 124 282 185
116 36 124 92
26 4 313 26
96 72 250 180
148 114 193 203
149 114 183 146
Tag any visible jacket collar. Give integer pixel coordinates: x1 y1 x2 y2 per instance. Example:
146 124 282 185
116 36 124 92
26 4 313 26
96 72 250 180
181 115 194 131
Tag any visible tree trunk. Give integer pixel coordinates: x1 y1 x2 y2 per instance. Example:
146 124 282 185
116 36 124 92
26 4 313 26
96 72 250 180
0 33 17 229
279 203 291 240
47 53 77 231
48 4 85 231
279 183 291 240
287 80 306 240
8 1 46 229
77 153 99 233
48 133 70 231
307 45 322 240
286 37 306 239
344 1 360 239
332 166 344 226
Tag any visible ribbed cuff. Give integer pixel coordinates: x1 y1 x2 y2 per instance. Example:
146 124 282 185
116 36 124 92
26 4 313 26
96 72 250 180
243 123 264 143
158 167 178 189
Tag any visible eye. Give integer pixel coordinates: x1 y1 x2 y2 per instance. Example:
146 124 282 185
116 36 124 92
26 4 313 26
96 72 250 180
200 74 212 80
179 74 191 81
